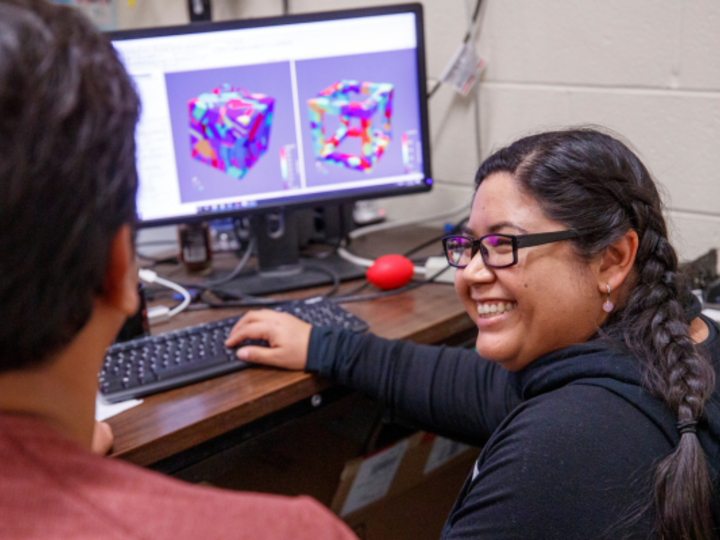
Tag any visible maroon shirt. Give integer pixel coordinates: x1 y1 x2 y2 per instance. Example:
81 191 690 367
0 414 357 540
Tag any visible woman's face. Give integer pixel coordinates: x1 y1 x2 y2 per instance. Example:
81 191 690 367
455 172 604 371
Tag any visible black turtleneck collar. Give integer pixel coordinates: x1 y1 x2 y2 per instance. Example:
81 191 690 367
507 333 720 472
509 340 642 401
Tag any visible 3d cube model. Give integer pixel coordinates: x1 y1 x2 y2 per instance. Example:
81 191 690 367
307 80 394 172
189 84 274 179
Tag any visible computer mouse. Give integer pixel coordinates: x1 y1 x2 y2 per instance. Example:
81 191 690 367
366 254 415 290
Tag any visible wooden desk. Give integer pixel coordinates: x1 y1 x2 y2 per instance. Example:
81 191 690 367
109 228 474 469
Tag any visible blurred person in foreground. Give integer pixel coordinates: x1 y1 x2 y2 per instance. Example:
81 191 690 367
0 2 356 539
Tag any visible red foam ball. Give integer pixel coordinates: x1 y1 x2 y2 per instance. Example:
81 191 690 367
366 254 415 290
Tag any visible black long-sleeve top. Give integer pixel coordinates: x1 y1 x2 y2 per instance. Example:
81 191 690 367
306 316 720 539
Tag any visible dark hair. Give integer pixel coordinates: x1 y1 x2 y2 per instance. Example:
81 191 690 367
0 0 140 371
475 128 716 539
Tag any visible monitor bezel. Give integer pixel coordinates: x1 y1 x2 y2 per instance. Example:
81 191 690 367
108 3 432 229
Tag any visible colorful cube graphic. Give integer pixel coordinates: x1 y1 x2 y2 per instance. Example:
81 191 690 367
189 84 274 179
308 80 394 172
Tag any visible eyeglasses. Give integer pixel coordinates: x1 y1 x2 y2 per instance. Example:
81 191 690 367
442 229 585 269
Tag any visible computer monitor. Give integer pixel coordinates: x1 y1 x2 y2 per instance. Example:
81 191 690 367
109 4 432 294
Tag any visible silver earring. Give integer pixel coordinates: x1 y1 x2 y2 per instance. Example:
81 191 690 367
603 284 614 313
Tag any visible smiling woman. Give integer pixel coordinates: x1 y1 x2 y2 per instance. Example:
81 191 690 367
449 170 623 371
226 128 720 540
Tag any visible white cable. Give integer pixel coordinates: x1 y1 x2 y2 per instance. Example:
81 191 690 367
337 247 374 268
337 247 427 276
348 200 472 240
138 269 192 318
158 276 192 317
341 199 470 275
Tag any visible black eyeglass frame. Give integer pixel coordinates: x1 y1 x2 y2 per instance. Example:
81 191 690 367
441 229 586 269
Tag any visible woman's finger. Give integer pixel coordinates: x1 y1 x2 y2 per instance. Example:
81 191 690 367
225 319 275 347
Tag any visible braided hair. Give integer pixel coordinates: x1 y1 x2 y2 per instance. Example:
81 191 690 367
475 128 716 539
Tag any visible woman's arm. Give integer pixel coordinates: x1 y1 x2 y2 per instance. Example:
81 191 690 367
227 310 520 445
307 327 520 445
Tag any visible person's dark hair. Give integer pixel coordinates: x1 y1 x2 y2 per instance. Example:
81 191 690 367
475 128 716 539
0 0 140 372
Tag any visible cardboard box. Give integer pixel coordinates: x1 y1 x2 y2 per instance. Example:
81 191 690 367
189 392 479 540
331 432 480 540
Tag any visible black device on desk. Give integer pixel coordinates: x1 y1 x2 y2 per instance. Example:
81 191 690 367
101 297 369 403
108 3 432 296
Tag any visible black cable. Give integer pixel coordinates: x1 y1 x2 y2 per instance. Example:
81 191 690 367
194 237 256 290
402 215 469 258
330 265 454 304
427 80 442 99
197 262 451 308
473 0 483 20
332 214 468 298
427 0 483 99
300 233 350 259
304 262 341 298
334 280 372 298
193 261 342 309
137 253 180 265
194 289 277 309
282 0 289 15
402 234 445 257
463 0 483 43
151 212 465 308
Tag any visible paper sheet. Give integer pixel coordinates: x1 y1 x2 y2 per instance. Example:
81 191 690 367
424 436 471 475
95 393 142 421
438 43 487 96
341 439 409 517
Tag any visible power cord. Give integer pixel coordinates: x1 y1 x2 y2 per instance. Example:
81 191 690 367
196 238 256 290
337 203 471 273
192 261 342 310
141 216 462 312
138 268 192 323
426 0 483 99
402 215 470 258
331 265 454 304
331 216 468 299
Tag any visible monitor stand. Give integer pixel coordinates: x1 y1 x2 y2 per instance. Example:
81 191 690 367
210 211 366 299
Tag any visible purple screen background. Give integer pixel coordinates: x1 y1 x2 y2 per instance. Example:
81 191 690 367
165 62 297 204
295 49 422 188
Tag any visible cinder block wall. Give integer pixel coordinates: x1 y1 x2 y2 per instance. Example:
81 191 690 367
118 0 720 260
476 0 720 261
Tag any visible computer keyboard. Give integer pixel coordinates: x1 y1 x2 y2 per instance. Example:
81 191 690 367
99 297 369 403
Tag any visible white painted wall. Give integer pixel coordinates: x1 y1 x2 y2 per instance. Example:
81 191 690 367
119 0 720 261
476 0 720 261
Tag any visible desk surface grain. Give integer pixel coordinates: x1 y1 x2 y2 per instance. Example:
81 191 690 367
110 228 473 466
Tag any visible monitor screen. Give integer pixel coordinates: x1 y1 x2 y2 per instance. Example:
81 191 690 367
109 5 432 228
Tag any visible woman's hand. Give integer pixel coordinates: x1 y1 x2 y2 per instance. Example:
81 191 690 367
225 309 312 371
91 420 114 455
